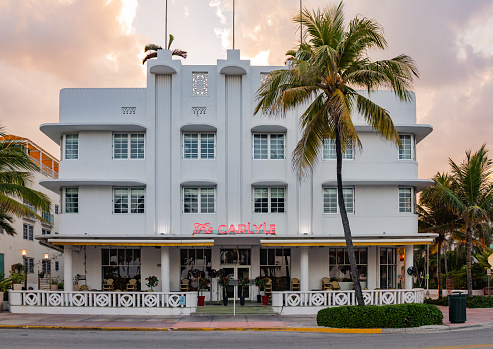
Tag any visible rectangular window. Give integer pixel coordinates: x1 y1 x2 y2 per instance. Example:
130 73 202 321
399 187 413 213
180 248 212 282
24 257 34 274
260 248 291 291
65 188 79 213
380 247 397 289
329 247 367 284
102 248 141 290
253 134 285 159
323 187 354 214
323 139 353 160
113 133 145 159
113 188 145 214
23 223 34 241
65 134 78 160
41 229 51 235
55 261 59 271
183 133 216 159
253 187 285 213
399 135 414 160
42 260 51 273
183 188 215 213
54 204 59 214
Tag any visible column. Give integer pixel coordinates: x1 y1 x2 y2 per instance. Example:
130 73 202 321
300 247 309 292
63 246 73 292
404 245 414 289
161 246 170 292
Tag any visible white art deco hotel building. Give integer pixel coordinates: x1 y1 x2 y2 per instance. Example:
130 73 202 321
26 49 434 314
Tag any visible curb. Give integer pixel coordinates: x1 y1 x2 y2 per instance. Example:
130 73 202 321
0 325 382 333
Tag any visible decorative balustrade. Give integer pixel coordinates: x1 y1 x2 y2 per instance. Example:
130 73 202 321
272 289 424 313
9 290 196 315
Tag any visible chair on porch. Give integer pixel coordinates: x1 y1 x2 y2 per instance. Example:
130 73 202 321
322 277 332 291
264 278 273 298
291 278 300 291
79 285 89 291
180 278 190 292
103 278 114 291
331 281 341 290
126 279 137 291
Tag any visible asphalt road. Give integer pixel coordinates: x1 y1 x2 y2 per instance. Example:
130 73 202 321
1 328 493 349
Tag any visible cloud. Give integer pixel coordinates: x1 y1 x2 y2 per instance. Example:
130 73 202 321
0 0 147 157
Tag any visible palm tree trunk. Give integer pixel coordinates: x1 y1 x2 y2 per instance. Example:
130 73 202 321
444 242 448 276
466 225 473 296
437 238 442 299
335 128 364 306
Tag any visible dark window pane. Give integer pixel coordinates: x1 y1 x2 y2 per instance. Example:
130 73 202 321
260 249 267 265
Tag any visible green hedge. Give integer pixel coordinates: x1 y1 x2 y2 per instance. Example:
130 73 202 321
425 296 493 308
317 303 443 328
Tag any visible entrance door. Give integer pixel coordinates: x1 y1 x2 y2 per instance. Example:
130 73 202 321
223 266 250 298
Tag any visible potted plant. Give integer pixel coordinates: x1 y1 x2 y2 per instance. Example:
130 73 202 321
254 276 267 303
51 276 60 291
218 275 230 306
0 274 12 313
238 276 250 306
198 277 209 306
10 270 26 290
145 275 159 291
73 274 81 291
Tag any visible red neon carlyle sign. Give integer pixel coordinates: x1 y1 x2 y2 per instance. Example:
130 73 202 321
192 222 276 235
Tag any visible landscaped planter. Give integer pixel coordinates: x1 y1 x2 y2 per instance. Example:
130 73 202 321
483 287 493 296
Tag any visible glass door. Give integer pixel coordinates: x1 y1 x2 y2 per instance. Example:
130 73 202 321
224 266 251 298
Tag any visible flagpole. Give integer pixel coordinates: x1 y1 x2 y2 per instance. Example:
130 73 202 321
165 0 168 48
300 0 302 44
233 0 235 50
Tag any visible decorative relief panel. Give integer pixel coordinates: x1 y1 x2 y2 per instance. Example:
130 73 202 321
192 72 208 96
121 107 136 115
192 107 207 116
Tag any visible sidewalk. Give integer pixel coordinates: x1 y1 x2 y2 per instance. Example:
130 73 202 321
0 306 491 333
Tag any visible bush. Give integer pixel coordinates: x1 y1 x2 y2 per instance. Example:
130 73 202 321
466 296 493 308
424 297 449 306
317 303 443 328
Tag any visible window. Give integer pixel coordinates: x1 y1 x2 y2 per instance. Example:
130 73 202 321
23 223 33 241
329 247 367 284
65 188 79 213
24 257 34 274
323 139 353 160
42 229 51 235
183 188 215 213
102 248 141 289
65 134 78 160
399 187 414 213
380 247 397 289
253 188 285 213
399 134 415 160
253 134 285 159
113 188 145 214
42 260 51 273
54 204 59 214
113 133 145 159
55 261 59 271
180 249 212 286
260 248 291 291
323 187 354 214
0 228 3 234
183 133 216 159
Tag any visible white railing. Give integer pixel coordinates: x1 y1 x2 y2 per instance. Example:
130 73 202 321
10 290 195 310
274 289 424 308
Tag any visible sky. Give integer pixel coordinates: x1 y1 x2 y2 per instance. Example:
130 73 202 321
1 0 493 179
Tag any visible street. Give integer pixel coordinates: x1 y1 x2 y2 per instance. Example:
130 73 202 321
1 328 493 349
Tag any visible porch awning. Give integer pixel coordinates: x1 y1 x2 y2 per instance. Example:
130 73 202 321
260 237 434 247
47 239 214 247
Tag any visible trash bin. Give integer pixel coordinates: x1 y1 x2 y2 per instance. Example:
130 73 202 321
449 291 467 323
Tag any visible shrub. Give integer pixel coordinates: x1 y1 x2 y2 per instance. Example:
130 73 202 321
317 303 443 328
466 296 493 308
424 297 449 306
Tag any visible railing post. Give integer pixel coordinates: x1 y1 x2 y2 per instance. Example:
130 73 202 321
271 292 282 307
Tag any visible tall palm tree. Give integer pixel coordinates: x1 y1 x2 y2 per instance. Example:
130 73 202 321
142 34 187 64
0 131 51 236
419 173 461 298
426 145 493 296
255 3 418 306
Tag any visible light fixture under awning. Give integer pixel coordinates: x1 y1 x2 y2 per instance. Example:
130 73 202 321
48 239 214 247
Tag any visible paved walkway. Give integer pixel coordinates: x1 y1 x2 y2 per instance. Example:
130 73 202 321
0 306 491 333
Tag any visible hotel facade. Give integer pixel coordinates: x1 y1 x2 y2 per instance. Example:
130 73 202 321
10 50 435 314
